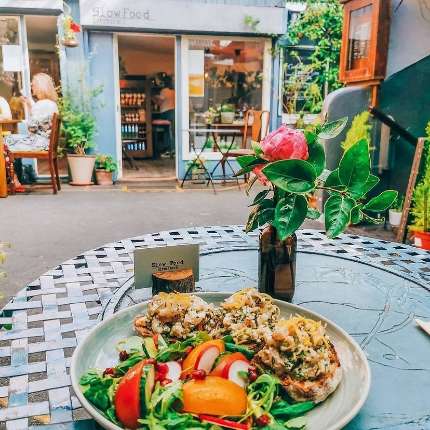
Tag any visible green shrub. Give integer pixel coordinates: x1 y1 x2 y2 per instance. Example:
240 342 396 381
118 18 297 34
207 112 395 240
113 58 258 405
287 0 343 97
410 122 430 232
59 84 103 155
341 111 372 152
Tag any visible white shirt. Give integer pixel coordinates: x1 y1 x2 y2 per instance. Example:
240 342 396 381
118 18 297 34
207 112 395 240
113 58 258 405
0 97 12 120
31 99 58 121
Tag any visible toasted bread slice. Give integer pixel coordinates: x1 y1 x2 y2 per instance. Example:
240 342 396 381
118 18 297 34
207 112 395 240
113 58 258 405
281 342 342 404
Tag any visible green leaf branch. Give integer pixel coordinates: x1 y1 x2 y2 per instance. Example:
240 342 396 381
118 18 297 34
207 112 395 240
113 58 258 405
243 118 398 240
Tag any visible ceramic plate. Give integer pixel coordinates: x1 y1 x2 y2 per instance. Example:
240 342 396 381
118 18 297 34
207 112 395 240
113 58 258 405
71 292 371 430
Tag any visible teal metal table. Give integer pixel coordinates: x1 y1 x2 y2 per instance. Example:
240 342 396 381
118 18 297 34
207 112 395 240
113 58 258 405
1 226 430 429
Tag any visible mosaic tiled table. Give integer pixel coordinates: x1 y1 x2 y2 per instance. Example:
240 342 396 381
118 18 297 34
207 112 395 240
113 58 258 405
1 226 430 430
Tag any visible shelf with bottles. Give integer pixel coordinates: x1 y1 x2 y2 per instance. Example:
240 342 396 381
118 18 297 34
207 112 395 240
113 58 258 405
120 90 145 107
123 141 146 153
121 123 146 140
122 110 145 124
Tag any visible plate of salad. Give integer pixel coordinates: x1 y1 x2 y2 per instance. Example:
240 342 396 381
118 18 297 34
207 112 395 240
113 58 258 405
71 288 370 430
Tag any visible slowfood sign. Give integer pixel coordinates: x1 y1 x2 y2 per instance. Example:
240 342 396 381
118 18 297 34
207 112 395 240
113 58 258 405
80 0 284 34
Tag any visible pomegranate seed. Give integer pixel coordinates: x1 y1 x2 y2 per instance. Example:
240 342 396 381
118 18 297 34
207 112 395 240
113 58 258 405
160 378 172 386
256 415 271 427
119 350 129 361
103 367 115 377
248 370 258 382
156 363 168 374
143 358 157 365
248 365 256 372
191 369 206 380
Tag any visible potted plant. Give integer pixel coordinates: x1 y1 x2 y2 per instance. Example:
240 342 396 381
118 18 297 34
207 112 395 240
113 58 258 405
95 154 117 185
220 104 235 124
389 195 404 227
59 86 102 185
410 123 430 249
204 106 220 125
237 118 397 302
410 183 430 249
186 157 206 184
62 15 81 48
282 55 314 128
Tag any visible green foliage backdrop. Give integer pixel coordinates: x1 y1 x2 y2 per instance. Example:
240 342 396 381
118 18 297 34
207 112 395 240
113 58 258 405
287 0 343 97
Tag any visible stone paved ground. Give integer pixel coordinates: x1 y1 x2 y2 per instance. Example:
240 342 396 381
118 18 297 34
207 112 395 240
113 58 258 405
0 184 395 306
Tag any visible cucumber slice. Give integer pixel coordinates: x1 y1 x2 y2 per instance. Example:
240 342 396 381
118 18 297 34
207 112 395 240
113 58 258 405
140 364 155 416
143 337 157 358
157 334 168 350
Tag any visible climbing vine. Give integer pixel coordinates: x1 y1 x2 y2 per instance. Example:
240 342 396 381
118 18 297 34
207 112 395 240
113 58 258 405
287 0 344 96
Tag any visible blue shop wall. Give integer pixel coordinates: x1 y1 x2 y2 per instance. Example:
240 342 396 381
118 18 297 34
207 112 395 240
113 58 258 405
378 55 430 193
86 32 118 161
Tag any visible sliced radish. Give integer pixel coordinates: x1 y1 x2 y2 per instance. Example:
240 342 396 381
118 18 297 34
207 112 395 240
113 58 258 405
165 361 182 382
196 346 221 373
228 360 250 388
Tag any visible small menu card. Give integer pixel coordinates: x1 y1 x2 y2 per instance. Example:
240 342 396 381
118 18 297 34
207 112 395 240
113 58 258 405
134 244 200 289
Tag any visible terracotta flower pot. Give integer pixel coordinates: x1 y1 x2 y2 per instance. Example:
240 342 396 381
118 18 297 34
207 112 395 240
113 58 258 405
95 169 113 186
413 231 430 250
62 37 79 48
258 225 297 302
67 154 95 185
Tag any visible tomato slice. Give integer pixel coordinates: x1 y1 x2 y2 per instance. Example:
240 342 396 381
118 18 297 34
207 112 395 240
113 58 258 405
114 360 146 429
210 352 248 377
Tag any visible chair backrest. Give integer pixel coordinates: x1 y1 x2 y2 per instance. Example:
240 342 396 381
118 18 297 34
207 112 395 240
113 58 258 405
48 113 61 158
242 110 270 149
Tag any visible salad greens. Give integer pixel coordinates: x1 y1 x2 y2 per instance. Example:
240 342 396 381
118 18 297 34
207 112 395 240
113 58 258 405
156 332 210 362
222 335 255 360
244 374 315 430
138 381 216 430
80 370 120 425
80 334 317 430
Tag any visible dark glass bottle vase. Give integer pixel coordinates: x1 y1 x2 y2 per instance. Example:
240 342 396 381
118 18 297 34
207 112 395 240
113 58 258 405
258 226 297 302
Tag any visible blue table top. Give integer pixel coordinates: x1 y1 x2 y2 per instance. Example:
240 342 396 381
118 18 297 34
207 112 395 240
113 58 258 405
1 226 430 429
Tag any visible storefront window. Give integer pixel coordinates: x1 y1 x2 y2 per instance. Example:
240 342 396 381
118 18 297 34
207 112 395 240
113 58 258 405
25 16 60 86
0 16 24 119
187 38 265 152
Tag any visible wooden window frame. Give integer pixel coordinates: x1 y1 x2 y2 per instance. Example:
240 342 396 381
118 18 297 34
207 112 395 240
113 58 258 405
339 0 390 85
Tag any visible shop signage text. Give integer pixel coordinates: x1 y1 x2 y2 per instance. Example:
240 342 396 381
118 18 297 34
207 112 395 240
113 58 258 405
80 0 284 35
92 6 151 26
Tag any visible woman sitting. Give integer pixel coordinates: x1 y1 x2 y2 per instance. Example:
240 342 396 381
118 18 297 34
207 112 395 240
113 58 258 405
4 73 58 191
5 73 58 152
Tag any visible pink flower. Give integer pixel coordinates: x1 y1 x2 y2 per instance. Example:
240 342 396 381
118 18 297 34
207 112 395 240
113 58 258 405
252 164 269 186
261 125 308 162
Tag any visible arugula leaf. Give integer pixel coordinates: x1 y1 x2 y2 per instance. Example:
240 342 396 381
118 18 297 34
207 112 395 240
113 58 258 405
156 332 210 362
271 400 315 418
225 342 254 360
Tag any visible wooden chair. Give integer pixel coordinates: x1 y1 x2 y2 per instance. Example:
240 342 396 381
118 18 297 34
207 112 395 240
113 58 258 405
227 110 270 158
9 113 61 195
225 110 270 181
